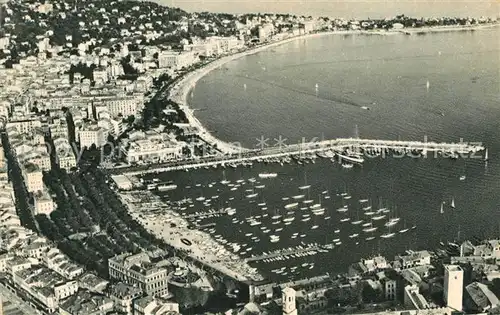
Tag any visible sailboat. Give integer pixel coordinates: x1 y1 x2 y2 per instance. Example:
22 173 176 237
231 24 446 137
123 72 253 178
380 226 395 239
451 197 455 209
398 220 409 234
221 170 230 185
246 183 258 198
299 172 311 190
351 207 363 225
459 159 467 181
362 219 377 233
440 202 444 214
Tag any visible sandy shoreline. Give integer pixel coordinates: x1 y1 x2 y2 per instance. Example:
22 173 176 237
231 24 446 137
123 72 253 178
168 23 499 154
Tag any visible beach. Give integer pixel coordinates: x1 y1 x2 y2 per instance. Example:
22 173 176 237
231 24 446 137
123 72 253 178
167 23 499 155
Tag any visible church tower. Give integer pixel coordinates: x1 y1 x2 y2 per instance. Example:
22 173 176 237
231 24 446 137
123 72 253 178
282 287 298 315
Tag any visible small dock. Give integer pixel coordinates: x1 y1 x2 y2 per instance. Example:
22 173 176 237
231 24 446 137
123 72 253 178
245 245 324 263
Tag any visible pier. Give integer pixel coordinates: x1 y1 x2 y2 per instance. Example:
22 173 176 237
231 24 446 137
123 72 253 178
245 245 324 263
109 137 485 175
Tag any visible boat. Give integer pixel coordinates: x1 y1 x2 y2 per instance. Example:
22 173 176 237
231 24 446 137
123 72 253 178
485 148 489 161
283 217 295 222
349 233 359 238
459 175 466 181
285 203 299 209
259 173 277 179
399 221 409 234
311 225 319 230
221 171 230 185
351 219 363 225
359 199 369 203
336 206 348 213
372 214 385 221
380 232 395 239
362 205 372 211
246 193 258 198
366 236 375 241
337 153 364 164
361 106 370 110
440 202 444 214
384 220 399 228
451 197 455 209
340 217 350 223
363 220 377 232
292 194 305 200
282 197 289 201
341 163 354 169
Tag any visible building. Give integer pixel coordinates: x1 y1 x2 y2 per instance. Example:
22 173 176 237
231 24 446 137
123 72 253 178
133 295 180 315
34 191 55 215
109 282 143 315
282 287 297 315
465 282 500 312
258 23 275 41
59 290 114 315
404 285 430 310
108 252 169 297
158 51 197 70
78 124 108 148
444 265 463 311
122 134 183 164
396 250 432 269
21 163 44 193
13 266 78 313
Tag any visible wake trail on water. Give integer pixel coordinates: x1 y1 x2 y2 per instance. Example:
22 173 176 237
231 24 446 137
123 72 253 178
233 74 367 109
277 49 500 70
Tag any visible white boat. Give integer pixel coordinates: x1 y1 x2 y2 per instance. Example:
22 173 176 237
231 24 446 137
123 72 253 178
364 211 375 216
380 232 395 239
303 199 314 204
361 106 370 110
270 238 280 243
249 220 261 226
340 217 350 222
292 195 305 200
337 153 364 164
285 203 299 209
311 225 319 230
349 233 359 238
283 217 295 222
334 229 340 233
342 163 354 169
299 185 311 190
366 236 375 241
359 199 369 203
259 173 277 179
301 217 311 222
451 197 455 209
157 184 177 191
372 215 386 221
362 205 372 211
459 175 466 181
351 220 363 225
384 220 399 228
282 197 289 201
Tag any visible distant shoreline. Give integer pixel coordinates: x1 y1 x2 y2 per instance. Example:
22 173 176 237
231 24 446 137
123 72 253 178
168 23 498 154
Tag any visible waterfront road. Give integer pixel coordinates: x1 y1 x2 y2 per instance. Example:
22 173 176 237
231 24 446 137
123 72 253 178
0 282 39 315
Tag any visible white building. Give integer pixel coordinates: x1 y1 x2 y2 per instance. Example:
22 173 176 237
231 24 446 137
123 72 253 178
133 295 180 315
258 23 275 41
122 133 183 164
158 50 197 70
22 163 44 193
34 192 55 215
78 124 108 148
282 287 297 315
444 264 463 311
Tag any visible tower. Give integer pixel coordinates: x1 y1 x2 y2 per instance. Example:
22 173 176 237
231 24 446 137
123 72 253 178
444 264 463 311
282 287 297 315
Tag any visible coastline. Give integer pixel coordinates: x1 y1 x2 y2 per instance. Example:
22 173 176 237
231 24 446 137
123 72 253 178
167 23 499 155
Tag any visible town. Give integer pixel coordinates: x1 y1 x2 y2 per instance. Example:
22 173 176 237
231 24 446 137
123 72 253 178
0 0 499 314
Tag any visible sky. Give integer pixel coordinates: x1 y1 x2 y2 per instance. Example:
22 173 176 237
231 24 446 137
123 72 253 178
156 0 499 19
